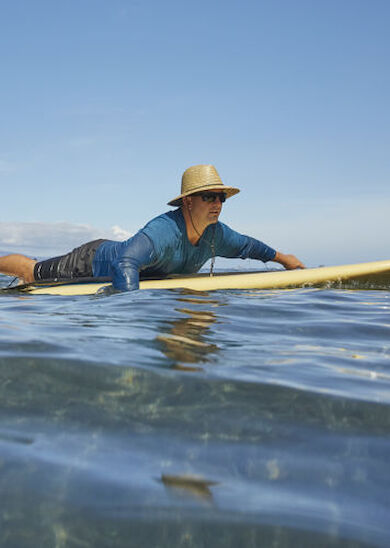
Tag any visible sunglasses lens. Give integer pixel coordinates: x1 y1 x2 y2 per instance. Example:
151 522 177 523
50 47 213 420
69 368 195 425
201 192 226 203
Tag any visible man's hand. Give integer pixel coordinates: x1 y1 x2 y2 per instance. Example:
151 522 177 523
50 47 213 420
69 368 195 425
274 251 305 270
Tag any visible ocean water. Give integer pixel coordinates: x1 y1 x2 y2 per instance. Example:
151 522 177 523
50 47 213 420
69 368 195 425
0 271 389 547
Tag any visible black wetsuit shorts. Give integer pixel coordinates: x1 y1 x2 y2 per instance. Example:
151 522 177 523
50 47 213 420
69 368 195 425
33 239 107 281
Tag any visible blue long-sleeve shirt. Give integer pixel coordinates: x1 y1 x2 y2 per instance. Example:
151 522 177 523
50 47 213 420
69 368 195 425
92 209 276 290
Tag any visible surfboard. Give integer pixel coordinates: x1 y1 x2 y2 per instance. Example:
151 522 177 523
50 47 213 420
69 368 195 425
2 260 390 296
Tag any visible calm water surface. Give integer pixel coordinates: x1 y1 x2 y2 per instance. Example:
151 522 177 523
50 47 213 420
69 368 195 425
0 272 390 547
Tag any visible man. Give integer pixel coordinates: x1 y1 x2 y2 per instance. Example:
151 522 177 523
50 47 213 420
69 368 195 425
0 165 304 290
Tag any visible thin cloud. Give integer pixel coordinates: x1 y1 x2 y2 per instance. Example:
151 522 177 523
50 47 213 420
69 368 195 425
0 159 16 174
0 222 132 257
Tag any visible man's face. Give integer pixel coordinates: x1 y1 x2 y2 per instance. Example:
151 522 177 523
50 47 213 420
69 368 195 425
187 191 225 226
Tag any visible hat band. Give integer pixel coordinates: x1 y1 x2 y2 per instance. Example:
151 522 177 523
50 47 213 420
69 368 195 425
183 182 225 194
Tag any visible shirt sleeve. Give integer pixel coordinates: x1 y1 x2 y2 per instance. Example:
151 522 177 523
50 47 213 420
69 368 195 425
216 223 276 262
111 232 156 291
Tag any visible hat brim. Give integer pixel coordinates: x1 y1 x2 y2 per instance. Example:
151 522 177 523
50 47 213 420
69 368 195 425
168 186 240 207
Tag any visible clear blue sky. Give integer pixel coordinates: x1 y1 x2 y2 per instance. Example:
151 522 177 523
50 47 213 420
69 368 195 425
1 0 389 265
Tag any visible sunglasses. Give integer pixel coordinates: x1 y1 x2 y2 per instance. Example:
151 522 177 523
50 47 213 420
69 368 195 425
194 191 227 203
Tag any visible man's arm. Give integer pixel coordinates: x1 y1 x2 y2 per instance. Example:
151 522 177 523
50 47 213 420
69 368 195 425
111 232 156 291
216 223 305 269
273 251 305 270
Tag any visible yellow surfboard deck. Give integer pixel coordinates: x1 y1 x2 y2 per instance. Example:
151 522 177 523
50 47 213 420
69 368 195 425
3 260 390 296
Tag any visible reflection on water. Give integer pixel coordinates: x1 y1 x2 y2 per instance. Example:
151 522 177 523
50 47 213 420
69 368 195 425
0 276 390 546
157 293 221 371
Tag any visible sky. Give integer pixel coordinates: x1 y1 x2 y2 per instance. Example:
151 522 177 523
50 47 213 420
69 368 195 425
0 0 389 266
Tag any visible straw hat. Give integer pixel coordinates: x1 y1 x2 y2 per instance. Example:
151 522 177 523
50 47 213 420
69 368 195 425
168 165 240 207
